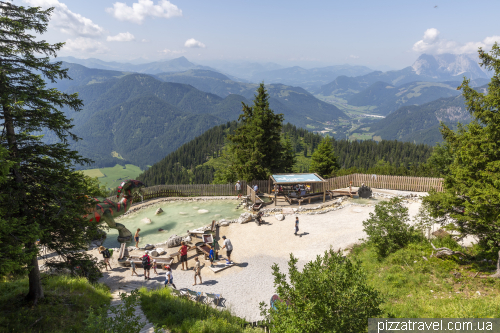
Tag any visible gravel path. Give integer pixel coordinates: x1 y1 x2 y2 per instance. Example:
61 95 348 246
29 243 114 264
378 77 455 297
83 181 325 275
97 189 427 322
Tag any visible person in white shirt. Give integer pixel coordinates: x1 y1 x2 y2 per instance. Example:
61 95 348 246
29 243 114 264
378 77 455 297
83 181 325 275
164 265 176 288
221 235 233 264
235 180 242 199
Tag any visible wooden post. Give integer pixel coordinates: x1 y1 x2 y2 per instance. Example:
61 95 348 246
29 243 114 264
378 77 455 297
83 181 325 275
323 182 326 203
349 181 353 198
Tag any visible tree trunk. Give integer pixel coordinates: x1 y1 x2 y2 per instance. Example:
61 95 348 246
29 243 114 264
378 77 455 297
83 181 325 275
490 250 500 278
3 99 44 300
26 247 44 303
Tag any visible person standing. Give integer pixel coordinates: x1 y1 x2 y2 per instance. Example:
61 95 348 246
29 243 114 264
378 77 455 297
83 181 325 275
142 251 151 280
253 184 259 194
208 245 215 267
164 266 177 289
235 180 242 199
130 259 139 276
179 241 192 271
193 256 203 286
295 216 299 235
98 246 112 271
134 228 141 248
221 235 233 265
152 259 158 275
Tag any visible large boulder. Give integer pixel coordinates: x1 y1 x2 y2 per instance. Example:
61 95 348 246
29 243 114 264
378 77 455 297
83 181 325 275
156 248 166 255
167 235 183 248
144 244 155 250
149 250 159 257
155 208 164 215
358 184 372 199
238 212 253 224
275 214 285 221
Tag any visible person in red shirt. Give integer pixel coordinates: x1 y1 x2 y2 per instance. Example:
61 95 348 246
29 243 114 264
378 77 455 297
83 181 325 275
179 241 192 270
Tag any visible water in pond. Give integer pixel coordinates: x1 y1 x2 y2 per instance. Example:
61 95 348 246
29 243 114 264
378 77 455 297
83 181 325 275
103 200 240 248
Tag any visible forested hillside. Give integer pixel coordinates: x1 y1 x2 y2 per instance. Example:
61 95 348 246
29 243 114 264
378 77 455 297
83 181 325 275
45 63 349 169
138 122 433 186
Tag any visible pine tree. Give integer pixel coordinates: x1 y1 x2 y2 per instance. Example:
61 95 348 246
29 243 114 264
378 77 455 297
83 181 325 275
0 2 105 302
424 43 500 276
228 83 287 181
310 137 339 178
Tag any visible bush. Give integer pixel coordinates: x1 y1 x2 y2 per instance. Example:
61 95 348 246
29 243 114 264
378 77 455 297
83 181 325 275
363 198 420 258
260 249 383 333
82 290 145 333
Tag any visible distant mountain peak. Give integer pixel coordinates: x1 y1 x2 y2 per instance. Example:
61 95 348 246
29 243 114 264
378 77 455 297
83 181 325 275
412 53 489 79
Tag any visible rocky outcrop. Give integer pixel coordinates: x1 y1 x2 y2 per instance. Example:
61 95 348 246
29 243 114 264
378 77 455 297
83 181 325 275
167 235 183 248
238 212 253 224
274 214 285 221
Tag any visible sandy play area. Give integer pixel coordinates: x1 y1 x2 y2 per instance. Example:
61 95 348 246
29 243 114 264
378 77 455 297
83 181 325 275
94 189 428 322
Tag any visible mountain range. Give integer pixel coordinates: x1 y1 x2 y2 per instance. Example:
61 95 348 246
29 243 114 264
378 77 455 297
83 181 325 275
46 63 347 169
317 53 491 99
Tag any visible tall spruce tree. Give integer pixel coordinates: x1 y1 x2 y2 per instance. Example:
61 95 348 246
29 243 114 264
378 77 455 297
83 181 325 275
424 43 500 276
0 2 105 302
310 137 339 178
228 83 293 181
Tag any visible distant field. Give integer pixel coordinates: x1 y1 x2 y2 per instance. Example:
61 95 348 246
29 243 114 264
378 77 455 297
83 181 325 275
82 164 143 190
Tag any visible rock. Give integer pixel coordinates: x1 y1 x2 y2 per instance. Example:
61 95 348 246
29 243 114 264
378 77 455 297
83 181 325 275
237 212 253 224
150 250 159 257
183 235 192 243
198 209 209 214
220 221 230 226
156 248 166 255
167 235 183 248
155 207 164 215
274 214 285 221
144 244 154 250
141 217 152 224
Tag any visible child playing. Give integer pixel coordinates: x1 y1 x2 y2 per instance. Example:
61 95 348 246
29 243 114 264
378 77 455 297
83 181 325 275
130 259 139 276
208 245 215 267
152 259 158 275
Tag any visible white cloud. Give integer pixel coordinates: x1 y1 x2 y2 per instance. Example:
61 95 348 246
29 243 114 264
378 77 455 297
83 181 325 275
107 32 135 42
24 0 104 37
349 55 359 59
413 28 500 54
158 48 185 54
63 37 107 53
106 0 182 24
184 38 205 48
141 39 150 43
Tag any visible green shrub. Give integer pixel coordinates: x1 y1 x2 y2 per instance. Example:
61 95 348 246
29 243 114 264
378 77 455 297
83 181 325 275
259 249 383 333
82 290 145 333
363 197 420 258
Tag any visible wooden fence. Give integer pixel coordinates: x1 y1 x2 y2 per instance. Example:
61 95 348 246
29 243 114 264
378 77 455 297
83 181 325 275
326 173 443 192
106 174 443 202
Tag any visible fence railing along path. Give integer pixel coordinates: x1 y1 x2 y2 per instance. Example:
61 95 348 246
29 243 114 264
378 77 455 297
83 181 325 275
106 174 443 202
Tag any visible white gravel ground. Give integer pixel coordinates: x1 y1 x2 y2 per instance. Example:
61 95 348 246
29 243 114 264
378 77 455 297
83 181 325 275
95 189 432 322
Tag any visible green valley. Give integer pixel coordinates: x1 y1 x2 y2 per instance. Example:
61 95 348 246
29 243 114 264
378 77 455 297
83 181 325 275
81 164 143 190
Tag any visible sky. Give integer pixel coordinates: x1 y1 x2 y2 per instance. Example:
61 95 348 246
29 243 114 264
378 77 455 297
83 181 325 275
21 0 500 70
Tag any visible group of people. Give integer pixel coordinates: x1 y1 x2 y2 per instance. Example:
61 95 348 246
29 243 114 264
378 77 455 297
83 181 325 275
98 234 234 288
234 180 260 199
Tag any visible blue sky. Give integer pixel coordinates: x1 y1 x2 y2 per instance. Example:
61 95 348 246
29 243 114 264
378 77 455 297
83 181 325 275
23 0 500 69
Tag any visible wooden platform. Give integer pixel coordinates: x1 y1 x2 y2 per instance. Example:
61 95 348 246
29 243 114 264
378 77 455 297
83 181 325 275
207 261 235 273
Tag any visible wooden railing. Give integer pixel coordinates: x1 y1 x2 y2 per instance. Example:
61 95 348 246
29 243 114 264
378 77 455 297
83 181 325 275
106 174 443 202
326 173 443 192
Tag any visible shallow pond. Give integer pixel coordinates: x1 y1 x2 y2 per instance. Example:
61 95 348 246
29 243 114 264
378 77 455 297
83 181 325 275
103 200 241 248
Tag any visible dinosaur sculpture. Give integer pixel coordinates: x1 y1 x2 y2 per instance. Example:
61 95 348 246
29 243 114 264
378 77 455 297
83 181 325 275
84 179 146 242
